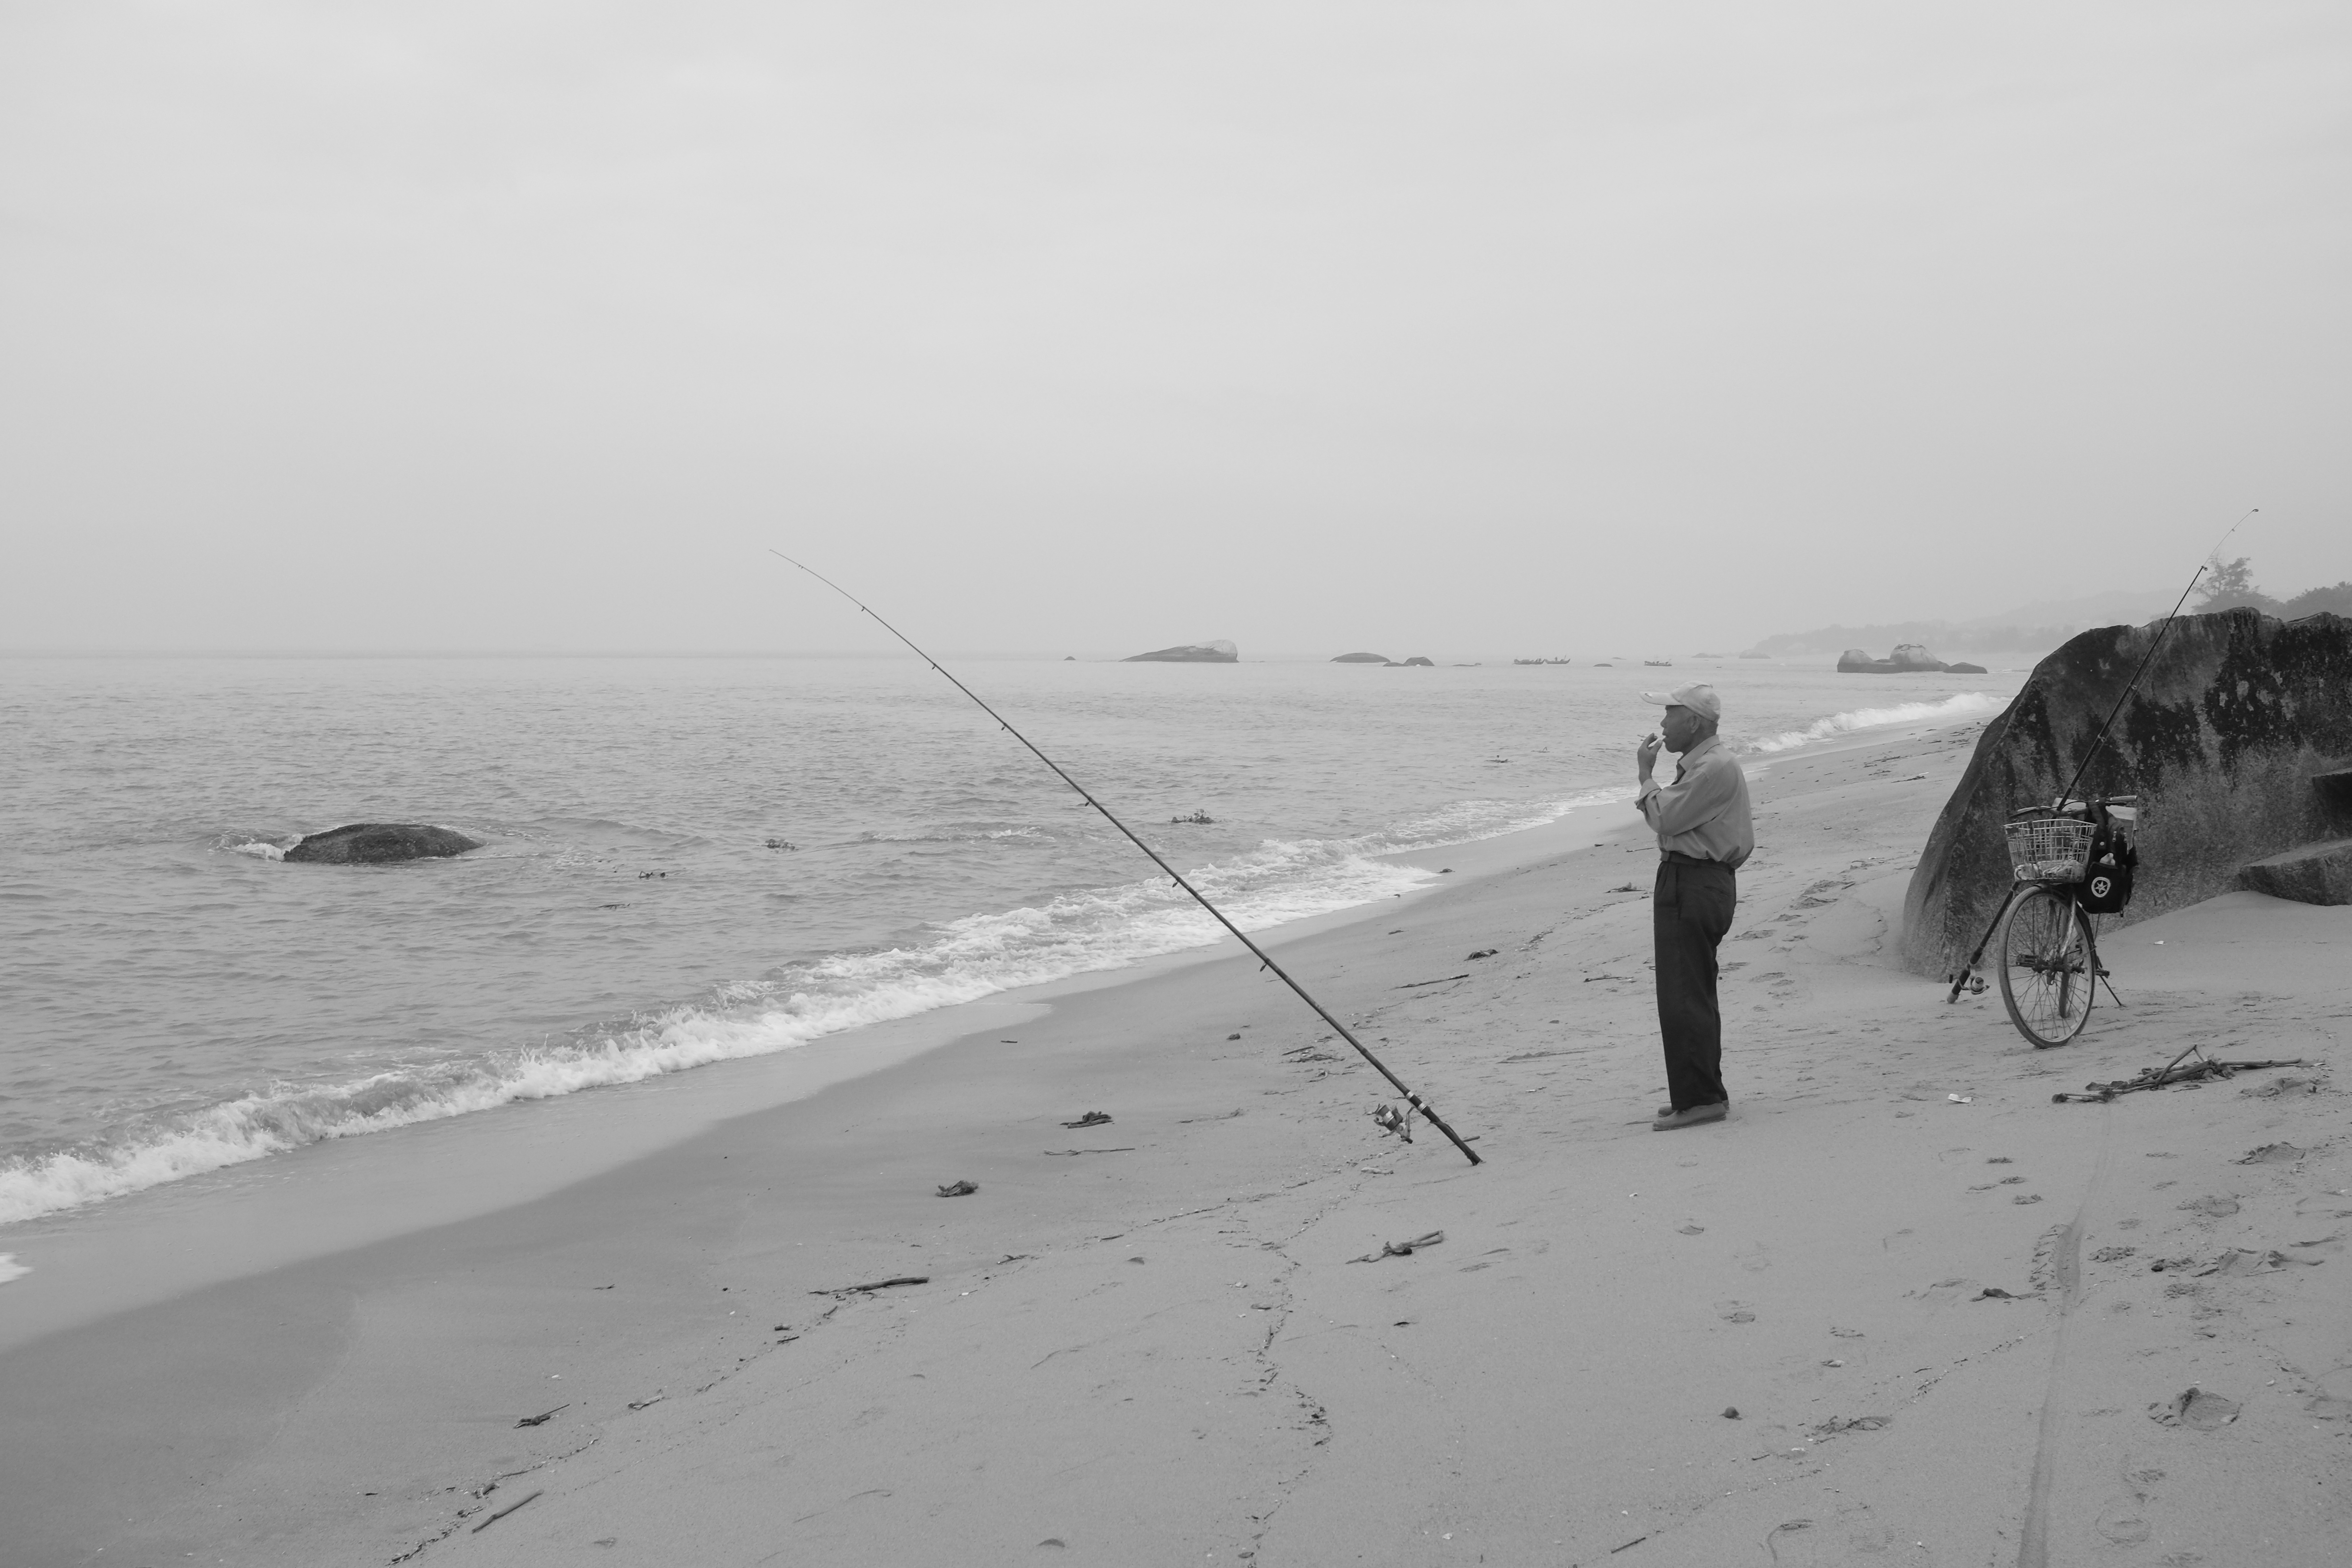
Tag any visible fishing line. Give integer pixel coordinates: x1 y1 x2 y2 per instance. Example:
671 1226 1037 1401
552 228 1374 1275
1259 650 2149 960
768 549 1483 1166
2050 507 2257 812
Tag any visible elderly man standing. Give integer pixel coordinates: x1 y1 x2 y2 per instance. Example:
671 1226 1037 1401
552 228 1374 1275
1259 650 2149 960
1635 683 1753 1130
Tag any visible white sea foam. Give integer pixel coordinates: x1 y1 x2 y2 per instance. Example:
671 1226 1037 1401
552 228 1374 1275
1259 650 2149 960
1738 692 2002 754
0 788 1633 1227
0 1253 28 1285
228 839 288 861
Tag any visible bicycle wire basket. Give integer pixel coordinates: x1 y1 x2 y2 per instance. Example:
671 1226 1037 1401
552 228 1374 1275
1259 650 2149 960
2006 816 2097 883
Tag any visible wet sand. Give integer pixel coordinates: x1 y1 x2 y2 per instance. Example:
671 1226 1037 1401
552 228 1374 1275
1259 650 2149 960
4 721 2347 1567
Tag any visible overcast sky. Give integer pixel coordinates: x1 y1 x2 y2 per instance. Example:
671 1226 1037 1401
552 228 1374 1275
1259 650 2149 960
4 2 2345 658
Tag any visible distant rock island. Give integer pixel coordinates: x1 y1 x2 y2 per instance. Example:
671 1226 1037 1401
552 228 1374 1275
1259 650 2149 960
1334 651 1434 666
284 823 481 865
1125 640 1237 663
1836 644 1986 675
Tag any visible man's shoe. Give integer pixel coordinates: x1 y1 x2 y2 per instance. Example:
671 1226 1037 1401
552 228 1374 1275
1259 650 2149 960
1652 1102 1728 1131
1658 1101 1727 1118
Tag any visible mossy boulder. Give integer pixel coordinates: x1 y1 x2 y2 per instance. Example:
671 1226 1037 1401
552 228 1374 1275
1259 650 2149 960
1901 610 2352 972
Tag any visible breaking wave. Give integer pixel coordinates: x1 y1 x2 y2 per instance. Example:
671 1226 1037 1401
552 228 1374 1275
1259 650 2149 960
1738 692 2002 754
0 787 1622 1226
0 1253 28 1285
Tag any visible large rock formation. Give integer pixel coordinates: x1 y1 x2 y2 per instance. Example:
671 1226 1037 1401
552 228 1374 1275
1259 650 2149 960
1901 610 2352 973
1838 643 1950 674
284 823 483 865
1125 640 1237 663
2239 840 2352 905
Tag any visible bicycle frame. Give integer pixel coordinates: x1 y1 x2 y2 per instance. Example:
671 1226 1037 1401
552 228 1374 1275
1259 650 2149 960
1947 794 2134 1002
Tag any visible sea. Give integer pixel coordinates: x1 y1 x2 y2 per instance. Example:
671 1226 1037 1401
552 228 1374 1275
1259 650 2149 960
0 654 2016 1281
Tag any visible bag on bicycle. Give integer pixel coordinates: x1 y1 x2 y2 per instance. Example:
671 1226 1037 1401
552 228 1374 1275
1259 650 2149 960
2079 819 2138 915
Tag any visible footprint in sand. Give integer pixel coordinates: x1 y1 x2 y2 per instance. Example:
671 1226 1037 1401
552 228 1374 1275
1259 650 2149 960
2303 1367 2352 1420
1716 1300 1758 1323
1765 1506 1909 1565
1765 1519 1827 1565
2095 1500 2153 1545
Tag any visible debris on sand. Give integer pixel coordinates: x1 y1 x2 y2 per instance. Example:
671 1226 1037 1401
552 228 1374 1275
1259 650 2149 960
936 1180 979 1197
1347 1231 1445 1263
470 1489 543 1533
1060 1111 1113 1128
2240 1075 2322 1097
2235 1142 2305 1164
814 1275 929 1297
2054 1050 2306 1103
2149 1387 2240 1430
2199 1248 2322 1277
1809 1414 1891 1440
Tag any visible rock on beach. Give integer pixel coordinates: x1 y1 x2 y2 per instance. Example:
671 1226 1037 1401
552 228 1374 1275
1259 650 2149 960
1901 608 2352 970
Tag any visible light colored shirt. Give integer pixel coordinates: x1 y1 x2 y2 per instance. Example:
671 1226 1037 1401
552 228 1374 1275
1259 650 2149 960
1636 733 1754 869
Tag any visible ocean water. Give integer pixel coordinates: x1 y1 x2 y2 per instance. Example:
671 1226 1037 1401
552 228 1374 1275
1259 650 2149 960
0 655 2011 1246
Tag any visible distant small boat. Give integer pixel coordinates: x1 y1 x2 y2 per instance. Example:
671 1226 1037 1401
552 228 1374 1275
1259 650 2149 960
1511 658 1572 666
1644 660 1672 667
1592 662 1613 668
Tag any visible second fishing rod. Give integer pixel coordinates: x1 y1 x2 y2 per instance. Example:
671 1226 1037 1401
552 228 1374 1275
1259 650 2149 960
772 550 1484 1167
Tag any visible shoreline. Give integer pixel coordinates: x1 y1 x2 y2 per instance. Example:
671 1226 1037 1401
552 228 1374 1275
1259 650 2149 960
0 762 1622 1356
18 708 2339 1565
0 680 2007 1266
0 703 1983 1353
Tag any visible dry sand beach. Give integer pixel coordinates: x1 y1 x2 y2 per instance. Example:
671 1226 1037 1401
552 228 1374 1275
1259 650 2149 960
6 718 2349 1568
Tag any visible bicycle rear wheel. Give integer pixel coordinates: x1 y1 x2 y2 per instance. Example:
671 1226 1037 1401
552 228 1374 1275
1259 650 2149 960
1997 885 2093 1047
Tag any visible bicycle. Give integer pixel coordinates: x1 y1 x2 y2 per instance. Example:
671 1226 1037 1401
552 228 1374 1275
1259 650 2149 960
1980 795 2138 1047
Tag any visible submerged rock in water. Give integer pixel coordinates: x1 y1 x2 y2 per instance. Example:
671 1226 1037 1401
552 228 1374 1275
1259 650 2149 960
1125 640 1237 663
284 823 483 864
1332 651 1391 663
1901 609 2352 972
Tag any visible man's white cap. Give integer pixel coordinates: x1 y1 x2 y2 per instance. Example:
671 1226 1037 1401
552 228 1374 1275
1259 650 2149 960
1642 682 1722 722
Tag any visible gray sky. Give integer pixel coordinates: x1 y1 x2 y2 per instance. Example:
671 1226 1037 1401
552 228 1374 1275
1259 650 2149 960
4 2 2345 658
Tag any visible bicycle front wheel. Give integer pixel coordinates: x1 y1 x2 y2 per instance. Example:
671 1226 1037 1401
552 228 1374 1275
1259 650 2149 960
1997 885 2093 1048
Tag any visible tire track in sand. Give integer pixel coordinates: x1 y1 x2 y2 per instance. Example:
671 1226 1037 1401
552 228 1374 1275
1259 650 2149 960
2016 1106 2115 1568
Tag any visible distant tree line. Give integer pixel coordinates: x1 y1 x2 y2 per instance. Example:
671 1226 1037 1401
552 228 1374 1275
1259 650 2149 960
2191 557 2352 619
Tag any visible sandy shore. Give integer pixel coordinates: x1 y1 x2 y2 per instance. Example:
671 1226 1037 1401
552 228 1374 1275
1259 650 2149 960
5 720 2348 1568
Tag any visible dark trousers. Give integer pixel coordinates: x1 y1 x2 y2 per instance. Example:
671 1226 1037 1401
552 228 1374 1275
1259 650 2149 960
1654 857 1736 1111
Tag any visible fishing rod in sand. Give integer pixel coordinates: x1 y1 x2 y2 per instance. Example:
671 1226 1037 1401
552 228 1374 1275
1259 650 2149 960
1944 509 2257 1004
769 550 1484 1167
